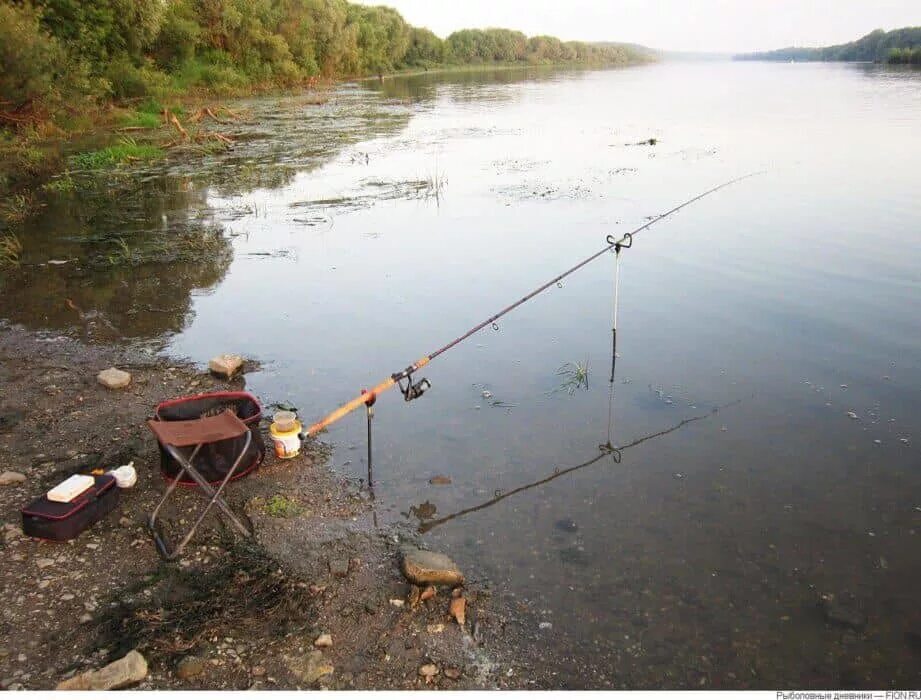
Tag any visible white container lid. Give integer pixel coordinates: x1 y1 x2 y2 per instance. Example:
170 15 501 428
48 474 94 503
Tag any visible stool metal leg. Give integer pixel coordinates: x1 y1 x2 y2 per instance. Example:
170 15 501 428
148 432 253 560
148 443 203 560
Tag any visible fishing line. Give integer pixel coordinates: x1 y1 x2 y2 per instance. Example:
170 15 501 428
417 399 742 534
304 171 764 439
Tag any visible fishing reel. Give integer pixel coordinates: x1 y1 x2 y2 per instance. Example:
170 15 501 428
394 372 431 402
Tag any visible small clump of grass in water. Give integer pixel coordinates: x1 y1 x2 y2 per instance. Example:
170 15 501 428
0 233 23 267
424 171 447 202
70 136 164 170
0 194 33 225
552 360 590 396
42 173 76 193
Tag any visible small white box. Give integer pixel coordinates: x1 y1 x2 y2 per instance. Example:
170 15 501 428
47 474 95 503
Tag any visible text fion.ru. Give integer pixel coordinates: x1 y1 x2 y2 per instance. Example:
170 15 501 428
777 693 921 700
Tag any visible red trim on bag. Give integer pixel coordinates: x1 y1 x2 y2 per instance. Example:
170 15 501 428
21 476 117 521
155 391 262 424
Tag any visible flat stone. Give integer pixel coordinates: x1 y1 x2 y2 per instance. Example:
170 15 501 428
313 634 332 648
56 650 148 690
0 471 26 486
400 547 464 586
97 368 131 390
176 656 206 680
823 599 866 631
208 354 244 379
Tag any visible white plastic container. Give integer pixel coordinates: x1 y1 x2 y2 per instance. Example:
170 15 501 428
109 462 137 488
47 474 94 503
270 412 302 459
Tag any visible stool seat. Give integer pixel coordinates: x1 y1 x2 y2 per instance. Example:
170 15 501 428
147 409 247 447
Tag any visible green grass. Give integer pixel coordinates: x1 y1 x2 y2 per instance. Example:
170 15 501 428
105 236 133 266
117 110 162 129
0 195 33 225
42 173 76 193
263 494 301 518
0 234 23 267
70 137 164 170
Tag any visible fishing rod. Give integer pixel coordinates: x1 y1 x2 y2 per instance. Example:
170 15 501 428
303 172 763 440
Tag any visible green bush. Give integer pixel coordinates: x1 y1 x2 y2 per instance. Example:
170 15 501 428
0 3 70 116
105 58 172 99
173 52 250 91
152 0 202 69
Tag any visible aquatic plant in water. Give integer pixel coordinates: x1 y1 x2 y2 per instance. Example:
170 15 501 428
70 137 164 171
0 194 33 225
105 236 133 266
0 234 23 267
554 360 590 396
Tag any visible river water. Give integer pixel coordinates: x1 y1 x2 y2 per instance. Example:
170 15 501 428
4 61 921 688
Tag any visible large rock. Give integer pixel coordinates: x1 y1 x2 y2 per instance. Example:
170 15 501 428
56 650 148 690
0 471 26 486
208 354 244 378
400 547 464 586
97 367 131 390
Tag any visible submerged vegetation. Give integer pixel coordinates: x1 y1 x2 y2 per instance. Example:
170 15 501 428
734 27 921 64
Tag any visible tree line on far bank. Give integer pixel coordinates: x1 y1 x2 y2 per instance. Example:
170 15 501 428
734 27 921 64
0 0 653 128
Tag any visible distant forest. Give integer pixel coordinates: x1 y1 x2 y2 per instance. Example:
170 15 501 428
0 0 653 128
734 27 921 64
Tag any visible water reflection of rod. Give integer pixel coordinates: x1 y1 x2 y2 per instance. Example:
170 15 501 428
303 173 763 438
417 401 740 534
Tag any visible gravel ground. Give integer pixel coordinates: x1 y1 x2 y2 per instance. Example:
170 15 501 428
0 323 524 690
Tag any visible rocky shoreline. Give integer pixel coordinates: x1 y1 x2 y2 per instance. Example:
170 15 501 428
0 323 520 690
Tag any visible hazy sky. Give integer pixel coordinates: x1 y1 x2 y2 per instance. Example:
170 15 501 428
356 0 920 53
